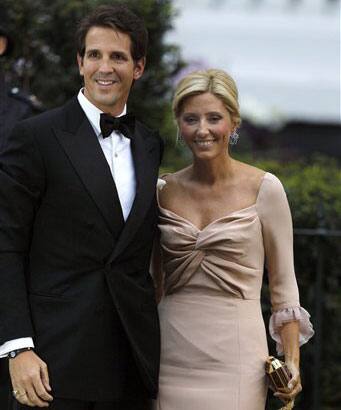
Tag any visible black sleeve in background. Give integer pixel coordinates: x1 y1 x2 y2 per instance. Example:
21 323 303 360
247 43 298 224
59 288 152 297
0 121 46 343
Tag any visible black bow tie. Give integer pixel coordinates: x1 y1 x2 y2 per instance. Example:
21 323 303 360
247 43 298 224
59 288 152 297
100 113 135 139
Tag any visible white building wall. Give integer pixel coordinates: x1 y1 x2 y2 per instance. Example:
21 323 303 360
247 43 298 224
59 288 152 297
168 0 340 124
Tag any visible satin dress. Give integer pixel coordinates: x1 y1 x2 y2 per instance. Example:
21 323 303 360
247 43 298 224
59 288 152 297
154 173 313 410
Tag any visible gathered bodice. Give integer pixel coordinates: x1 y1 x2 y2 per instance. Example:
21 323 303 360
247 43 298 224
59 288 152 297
159 203 266 299
158 173 301 311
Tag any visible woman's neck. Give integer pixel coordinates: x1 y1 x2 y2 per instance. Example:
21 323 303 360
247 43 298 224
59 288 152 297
190 155 235 185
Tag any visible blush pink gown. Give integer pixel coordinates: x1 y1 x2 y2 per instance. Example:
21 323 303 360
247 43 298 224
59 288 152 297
154 173 313 410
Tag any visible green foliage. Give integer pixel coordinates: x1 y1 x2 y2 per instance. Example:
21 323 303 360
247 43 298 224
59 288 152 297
2 0 184 134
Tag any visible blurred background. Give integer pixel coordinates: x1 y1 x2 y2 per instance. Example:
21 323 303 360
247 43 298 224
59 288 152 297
1 0 340 409
168 0 341 159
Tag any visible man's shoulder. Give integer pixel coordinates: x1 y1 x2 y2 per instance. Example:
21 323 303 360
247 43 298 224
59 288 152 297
134 118 159 138
20 96 80 129
135 118 163 148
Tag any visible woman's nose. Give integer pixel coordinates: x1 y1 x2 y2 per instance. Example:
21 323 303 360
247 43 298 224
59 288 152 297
197 119 210 135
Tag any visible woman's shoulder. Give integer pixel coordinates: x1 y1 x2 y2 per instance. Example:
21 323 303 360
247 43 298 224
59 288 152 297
259 172 286 196
235 161 285 192
239 162 265 178
233 161 267 194
255 171 288 209
157 167 191 205
159 167 191 186
232 162 289 210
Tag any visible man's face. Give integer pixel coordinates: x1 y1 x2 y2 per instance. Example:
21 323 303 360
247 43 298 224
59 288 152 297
77 26 145 115
0 36 8 56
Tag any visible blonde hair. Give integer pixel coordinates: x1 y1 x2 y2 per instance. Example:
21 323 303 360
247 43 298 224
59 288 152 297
172 68 241 127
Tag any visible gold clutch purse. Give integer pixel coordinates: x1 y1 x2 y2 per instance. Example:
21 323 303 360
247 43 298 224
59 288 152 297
265 356 294 410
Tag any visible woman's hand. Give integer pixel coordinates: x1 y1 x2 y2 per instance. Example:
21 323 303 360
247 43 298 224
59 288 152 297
275 320 301 405
274 361 302 404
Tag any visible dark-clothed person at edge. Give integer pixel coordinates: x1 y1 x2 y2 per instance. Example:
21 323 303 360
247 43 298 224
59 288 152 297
0 11 41 409
0 5 162 410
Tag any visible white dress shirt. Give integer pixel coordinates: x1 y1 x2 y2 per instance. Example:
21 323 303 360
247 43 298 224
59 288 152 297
0 90 136 357
77 89 136 220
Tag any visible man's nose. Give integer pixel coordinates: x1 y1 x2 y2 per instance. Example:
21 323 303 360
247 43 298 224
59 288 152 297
98 58 114 73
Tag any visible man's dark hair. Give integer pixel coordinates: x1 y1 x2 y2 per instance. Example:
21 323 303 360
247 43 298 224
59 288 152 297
76 4 148 62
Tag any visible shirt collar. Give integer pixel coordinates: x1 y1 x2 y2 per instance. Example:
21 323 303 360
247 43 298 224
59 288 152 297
77 88 127 137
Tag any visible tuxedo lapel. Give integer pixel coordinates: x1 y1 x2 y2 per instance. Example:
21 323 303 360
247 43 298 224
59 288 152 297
53 98 124 238
109 122 159 262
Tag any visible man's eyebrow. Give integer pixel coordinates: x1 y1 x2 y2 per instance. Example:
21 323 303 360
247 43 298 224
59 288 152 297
85 48 128 55
110 50 129 56
85 48 99 53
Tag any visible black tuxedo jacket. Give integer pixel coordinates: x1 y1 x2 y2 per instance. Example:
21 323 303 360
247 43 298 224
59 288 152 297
0 97 163 401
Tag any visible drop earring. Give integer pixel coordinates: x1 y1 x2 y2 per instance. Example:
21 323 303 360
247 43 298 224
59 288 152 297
229 130 239 145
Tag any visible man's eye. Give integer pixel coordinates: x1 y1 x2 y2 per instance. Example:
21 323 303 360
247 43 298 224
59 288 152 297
112 53 126 61
88 51 99 58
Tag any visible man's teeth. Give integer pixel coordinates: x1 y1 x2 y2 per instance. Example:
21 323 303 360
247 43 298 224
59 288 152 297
96 80 115 85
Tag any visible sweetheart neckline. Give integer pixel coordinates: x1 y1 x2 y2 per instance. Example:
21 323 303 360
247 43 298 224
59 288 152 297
157 172 270 232
158 203 258 232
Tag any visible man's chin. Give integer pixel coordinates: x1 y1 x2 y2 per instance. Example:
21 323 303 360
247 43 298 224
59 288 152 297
93 95 120 112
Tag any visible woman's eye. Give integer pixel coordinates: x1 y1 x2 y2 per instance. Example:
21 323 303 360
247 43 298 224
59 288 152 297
208 116 221 123
183 117 197 124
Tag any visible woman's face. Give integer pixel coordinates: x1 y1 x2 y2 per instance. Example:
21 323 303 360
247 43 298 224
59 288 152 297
178 92 234 161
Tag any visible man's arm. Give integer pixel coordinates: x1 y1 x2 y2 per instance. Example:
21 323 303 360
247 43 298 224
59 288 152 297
0 118 47 341
0 120 52 407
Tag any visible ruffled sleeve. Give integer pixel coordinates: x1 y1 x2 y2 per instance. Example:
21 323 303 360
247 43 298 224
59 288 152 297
257 173 314 354
269 307 314 355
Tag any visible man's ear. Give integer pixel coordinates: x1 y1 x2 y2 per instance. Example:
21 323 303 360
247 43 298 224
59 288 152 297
77 53 84 76
133 57 146 80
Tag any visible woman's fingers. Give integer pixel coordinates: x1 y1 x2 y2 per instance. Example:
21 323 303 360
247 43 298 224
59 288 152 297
274 362 302 402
